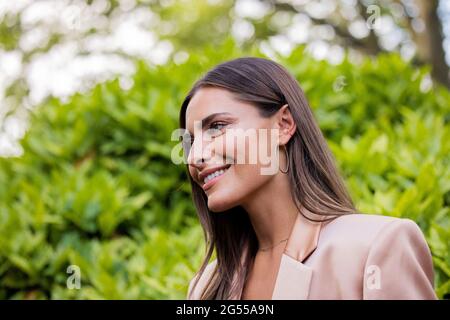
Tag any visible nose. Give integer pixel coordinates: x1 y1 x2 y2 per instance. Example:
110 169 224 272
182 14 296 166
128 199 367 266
187 137 212 171
189 158 206 173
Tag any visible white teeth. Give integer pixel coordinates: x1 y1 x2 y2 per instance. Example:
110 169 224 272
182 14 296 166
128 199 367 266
203 168 229 184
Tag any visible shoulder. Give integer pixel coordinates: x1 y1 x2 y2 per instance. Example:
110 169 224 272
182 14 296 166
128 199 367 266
315 213 436 299
187 259 217 300
318 213 426 253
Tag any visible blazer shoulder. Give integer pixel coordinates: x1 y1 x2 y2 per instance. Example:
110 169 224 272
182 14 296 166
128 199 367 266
187 259 217 300
314 213 435 299
362 216 436 299
318 213 417 250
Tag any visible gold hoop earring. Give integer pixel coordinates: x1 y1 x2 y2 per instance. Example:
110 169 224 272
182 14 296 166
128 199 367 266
279 145 289 174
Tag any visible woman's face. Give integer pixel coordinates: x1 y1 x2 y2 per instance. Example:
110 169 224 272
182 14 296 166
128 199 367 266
185 87 289 212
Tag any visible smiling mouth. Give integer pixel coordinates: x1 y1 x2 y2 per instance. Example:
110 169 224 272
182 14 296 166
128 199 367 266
202 164 232 190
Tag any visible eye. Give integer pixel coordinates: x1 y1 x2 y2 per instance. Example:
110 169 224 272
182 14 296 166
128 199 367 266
206 121 227 138
209 121 227 131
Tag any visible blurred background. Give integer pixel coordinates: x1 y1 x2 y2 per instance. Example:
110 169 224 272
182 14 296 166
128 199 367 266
0 0 449 299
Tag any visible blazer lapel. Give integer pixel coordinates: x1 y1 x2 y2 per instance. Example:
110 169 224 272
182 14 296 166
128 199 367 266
231 212 323 300
271 254 313 299
271 213 323 300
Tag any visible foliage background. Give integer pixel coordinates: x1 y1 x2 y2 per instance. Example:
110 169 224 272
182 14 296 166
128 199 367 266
0 38 448 299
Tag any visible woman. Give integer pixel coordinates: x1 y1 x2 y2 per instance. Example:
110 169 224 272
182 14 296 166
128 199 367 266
179 57 437 300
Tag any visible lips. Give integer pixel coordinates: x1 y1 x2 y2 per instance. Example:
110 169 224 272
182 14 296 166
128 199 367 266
199 164 231 191
198 164 231 182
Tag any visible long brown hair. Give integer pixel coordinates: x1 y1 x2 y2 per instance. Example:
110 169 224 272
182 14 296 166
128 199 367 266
179 57 357 299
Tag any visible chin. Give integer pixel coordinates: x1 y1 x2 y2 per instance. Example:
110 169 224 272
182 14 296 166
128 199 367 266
206 193 237 212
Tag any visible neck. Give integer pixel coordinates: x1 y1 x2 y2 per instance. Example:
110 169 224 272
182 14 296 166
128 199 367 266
241 172 299 252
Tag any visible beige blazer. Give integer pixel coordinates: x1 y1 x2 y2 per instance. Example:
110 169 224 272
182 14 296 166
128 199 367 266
187 213 437 300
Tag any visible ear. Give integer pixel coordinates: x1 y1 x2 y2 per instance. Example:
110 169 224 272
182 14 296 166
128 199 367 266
276 104 296 146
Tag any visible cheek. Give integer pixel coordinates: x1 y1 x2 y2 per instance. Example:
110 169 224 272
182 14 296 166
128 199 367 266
205 127 276 211
219 126 275 166
207 164 272 212
233 163 272 191
213 133 236 163
218 131 258 164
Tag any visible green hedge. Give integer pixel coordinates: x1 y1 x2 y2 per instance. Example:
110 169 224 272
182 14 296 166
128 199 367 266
0 39 449 299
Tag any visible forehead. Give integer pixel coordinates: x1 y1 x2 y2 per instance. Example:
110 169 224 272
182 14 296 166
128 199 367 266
185 87 265 134
186 87 235 118
185 87 238 130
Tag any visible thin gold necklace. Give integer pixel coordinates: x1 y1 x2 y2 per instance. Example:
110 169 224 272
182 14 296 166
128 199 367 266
258 237 289 252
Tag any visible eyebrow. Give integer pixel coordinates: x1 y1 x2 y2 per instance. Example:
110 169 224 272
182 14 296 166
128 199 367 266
188 112 232 135
201 112 232 128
